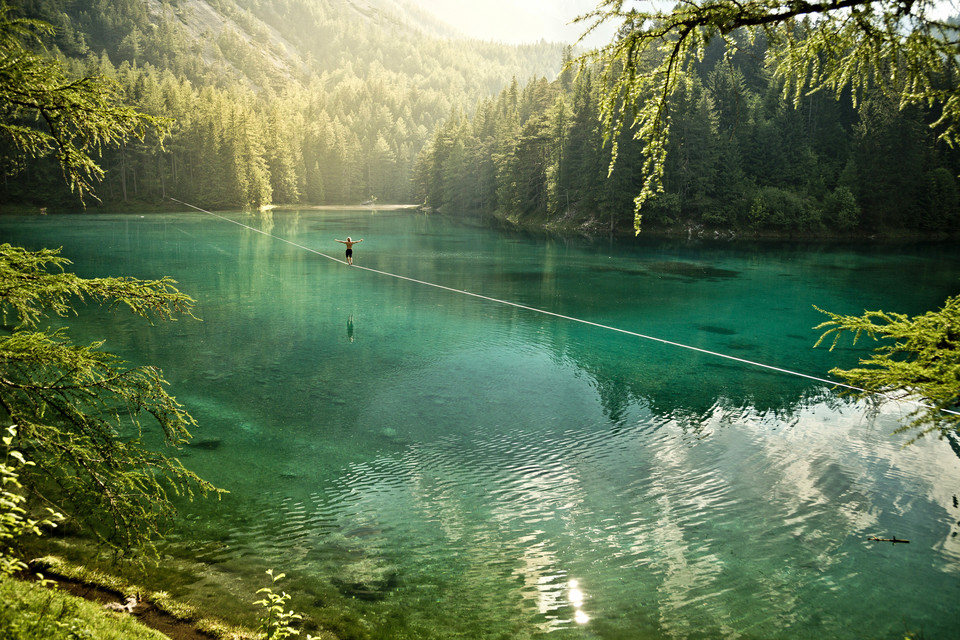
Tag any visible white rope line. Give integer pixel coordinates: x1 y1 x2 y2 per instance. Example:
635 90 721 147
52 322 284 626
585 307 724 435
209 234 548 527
172 199 958 418
353 264 887 392
171 198 349 264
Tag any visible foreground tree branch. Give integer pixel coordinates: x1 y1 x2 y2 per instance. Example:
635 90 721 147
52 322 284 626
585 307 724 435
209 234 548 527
0 7 217 556
0 3 168 203
814 296 960 440
577 0 960 231
0 244 221 554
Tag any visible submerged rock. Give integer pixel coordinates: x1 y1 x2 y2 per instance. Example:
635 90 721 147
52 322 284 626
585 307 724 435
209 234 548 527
331 558 398 601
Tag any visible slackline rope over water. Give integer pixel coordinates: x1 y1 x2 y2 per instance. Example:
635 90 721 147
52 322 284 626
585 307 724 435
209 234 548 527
170 198 959 419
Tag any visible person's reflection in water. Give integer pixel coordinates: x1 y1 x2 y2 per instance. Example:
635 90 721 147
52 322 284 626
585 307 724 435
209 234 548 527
347 314 355 343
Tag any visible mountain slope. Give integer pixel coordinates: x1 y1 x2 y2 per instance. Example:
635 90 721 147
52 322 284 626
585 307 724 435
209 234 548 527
4 0 570 208
29 0 565 97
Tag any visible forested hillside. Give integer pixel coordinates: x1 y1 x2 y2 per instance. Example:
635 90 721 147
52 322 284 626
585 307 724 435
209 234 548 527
1 0 565 209
416 30 960 236
3 1 959 236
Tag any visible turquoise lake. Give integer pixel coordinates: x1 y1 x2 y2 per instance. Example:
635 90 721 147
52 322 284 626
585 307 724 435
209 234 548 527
3 209 960 639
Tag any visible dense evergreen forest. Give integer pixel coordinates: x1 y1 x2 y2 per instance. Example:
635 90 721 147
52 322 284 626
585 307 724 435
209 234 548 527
1 0 564 209
2 0 959 237
417 30 960 236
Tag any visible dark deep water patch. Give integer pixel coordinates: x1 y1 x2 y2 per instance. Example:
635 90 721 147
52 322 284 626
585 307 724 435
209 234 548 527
588 260 740 281
697 324 738 335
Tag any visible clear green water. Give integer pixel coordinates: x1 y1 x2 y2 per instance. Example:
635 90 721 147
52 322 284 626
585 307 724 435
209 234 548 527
3 210 960 639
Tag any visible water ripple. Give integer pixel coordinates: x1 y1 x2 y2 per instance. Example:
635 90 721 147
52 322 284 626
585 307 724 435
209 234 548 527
166 401 960 639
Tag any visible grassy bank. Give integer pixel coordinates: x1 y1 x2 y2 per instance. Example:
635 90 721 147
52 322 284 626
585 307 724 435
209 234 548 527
0 574 169 640
0 556 267 640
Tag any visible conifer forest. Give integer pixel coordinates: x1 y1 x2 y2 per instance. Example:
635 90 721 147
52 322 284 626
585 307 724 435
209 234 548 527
2 0 958 237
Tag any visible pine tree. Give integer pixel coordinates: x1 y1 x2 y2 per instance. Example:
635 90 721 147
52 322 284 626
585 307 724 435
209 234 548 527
0 244 220 553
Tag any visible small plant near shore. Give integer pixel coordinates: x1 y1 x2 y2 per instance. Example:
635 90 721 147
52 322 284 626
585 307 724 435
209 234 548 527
254 569 312 640
1 425 62 580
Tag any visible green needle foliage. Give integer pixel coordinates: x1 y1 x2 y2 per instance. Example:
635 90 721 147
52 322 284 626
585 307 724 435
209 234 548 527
0 6 216 557
0 3 167 203
578 0 960 231
815 296 960 441
0 244 195 327
0 244 220 555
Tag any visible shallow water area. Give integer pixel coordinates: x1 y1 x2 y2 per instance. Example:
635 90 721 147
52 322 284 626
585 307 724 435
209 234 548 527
3 209 960 639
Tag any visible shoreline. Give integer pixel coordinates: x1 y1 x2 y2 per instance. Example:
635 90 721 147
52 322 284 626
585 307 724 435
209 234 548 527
271 203 420 211
3 202 956 242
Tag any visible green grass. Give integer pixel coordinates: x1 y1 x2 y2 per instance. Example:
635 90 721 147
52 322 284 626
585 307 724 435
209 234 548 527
0 575 168 640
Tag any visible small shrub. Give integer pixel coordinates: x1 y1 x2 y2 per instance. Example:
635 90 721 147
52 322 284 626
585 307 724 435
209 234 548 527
254 569 314 640
823 185 860 230
1 425 62 579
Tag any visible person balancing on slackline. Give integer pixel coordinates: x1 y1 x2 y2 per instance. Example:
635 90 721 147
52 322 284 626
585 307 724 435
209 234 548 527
335 236 363 265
